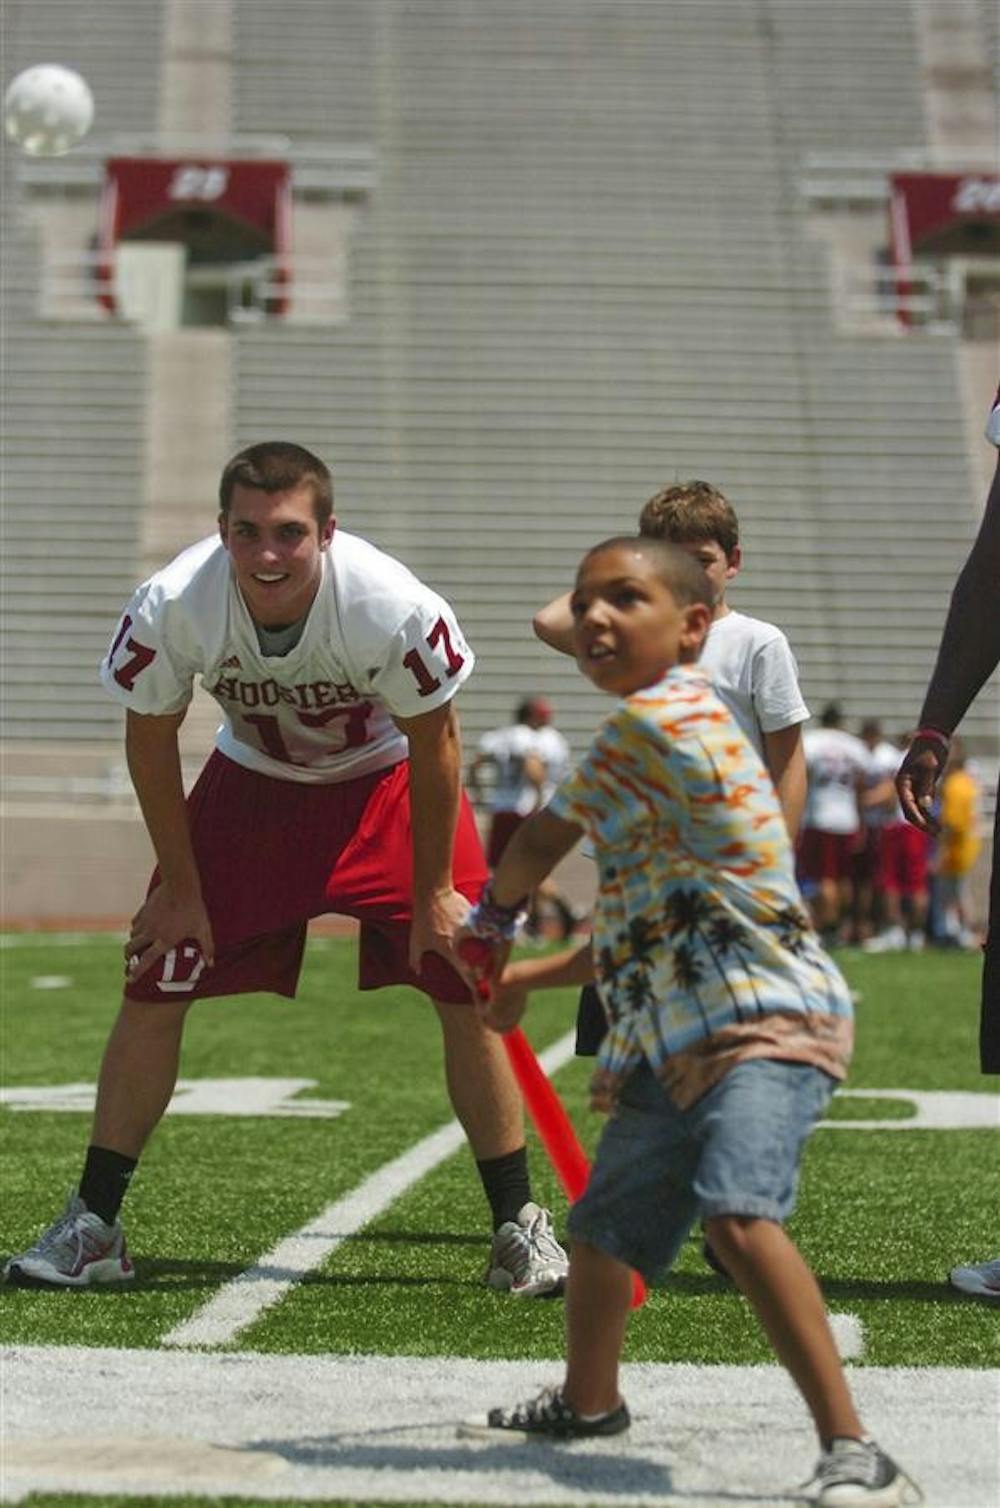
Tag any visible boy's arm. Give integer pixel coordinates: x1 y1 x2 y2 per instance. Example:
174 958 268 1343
459 806 584 1004
125 707 215 980
762 723 807 841
532 591 575 656
491 805 584 904
483 941 595 1033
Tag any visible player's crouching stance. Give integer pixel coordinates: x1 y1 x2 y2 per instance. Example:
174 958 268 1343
455 537 921 1506
4 441 567 1301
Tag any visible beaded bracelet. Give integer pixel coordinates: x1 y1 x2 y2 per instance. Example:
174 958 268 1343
913 726 951 753
465 882 529 942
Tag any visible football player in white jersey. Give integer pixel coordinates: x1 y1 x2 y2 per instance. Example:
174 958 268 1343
468 696 575 939
4 442 568 1298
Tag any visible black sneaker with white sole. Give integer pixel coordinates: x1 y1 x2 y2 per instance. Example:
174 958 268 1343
458 1385 630 1442
802 1436 923 1507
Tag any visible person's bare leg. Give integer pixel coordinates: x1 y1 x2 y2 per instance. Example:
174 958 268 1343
562 1239 632 1415
706 1214 861 1443
432 996 524 1158
90 996 192 1157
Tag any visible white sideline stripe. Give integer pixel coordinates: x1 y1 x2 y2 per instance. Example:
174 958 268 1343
6 1346 997 1506
162 1028 580 1349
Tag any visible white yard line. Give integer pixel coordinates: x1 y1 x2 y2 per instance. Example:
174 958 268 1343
4 1346 997 1506
163 1029 581 1348
163 1028 864 1360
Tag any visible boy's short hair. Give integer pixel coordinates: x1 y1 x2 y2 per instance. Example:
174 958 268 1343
638 480 739 556
219 441 334 528
583 535 714 613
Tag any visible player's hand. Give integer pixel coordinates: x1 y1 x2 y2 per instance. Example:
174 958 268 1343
895 738 946 834
589 1066 621 1116
409 886 470 975
125 882 215 982
454 931 511 1010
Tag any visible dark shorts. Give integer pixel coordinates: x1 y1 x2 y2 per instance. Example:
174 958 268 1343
575 983 606 1057
125 752 488 1007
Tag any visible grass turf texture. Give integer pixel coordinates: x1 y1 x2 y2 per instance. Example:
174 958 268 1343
1 936 997 1369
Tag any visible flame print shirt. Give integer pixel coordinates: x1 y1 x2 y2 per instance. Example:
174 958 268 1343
548 666 854 1108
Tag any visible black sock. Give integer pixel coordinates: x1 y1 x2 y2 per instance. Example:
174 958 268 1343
79 1145 137 1225
476 1146 531 1231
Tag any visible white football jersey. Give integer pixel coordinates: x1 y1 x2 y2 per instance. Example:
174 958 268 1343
100 530 474 784
802 727 870 834
478 723 572 815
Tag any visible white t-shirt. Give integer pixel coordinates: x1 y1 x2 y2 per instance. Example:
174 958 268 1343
700 610 809 757
478 723 571 816
802 727 870 834
99 530 474 785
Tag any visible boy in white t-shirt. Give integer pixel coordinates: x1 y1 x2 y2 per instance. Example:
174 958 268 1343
4 442 568 1299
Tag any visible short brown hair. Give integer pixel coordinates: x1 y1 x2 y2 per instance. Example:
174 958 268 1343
638 480 739 555
580 535 713 613
219 441 333 528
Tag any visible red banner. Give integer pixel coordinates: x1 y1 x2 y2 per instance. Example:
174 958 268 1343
98 158 292 316
888 172 1000 327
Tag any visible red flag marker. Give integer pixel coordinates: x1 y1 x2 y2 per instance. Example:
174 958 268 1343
459 937 647 1309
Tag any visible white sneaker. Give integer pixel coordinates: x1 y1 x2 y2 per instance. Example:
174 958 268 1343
485 1202 569 1297
949 1257 1000 1300
4 1190 134 1288
862 926 907 953
906 930 925 953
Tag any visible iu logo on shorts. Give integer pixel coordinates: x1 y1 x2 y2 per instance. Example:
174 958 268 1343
156 945 207 994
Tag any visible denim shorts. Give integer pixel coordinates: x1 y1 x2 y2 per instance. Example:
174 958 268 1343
567 1057 835 1281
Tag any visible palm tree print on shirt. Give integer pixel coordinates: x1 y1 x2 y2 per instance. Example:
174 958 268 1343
663 886 750 1026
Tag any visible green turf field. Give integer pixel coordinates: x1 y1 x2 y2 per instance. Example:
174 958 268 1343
2 934 998 1506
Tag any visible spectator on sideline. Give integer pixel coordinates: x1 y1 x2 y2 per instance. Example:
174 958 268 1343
850 718 899 943
3 441 568 1299
457 536 919 1508
861 733 931 953
931 740 981 949
896 387 1000 1302
799 705 870 946
467 696 576 940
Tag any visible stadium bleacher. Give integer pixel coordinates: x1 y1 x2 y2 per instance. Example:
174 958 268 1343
1 0 996 919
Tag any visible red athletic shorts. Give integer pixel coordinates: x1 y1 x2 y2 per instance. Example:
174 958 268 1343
877 821 929 897
125 752 488 1006
797 827 858 884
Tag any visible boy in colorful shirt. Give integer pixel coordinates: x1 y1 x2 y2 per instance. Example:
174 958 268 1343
457 536 919 1508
